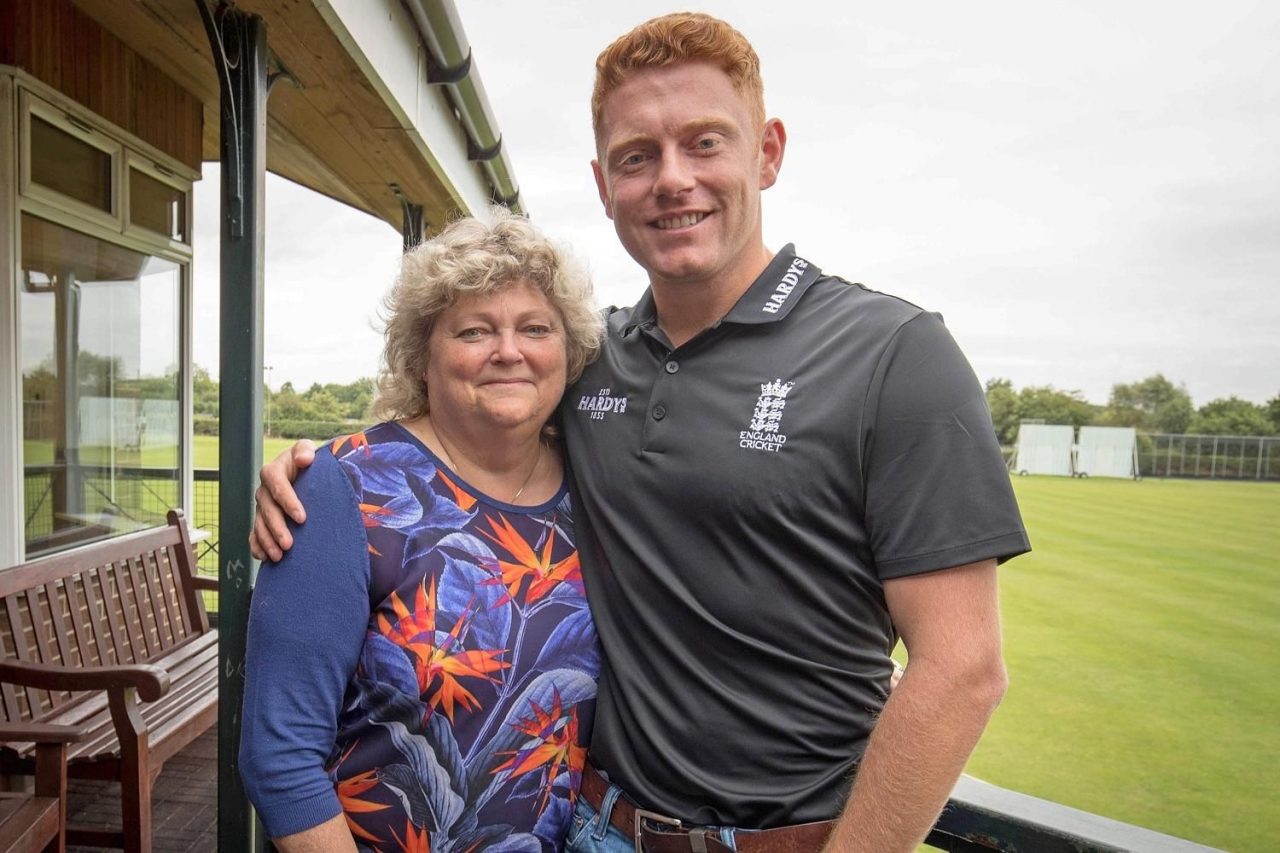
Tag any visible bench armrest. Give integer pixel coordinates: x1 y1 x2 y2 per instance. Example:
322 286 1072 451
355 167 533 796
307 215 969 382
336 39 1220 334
0 659 170 702
191 575 219 592
0 722 89 744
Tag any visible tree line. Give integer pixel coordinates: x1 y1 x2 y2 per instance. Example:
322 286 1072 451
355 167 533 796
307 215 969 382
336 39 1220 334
985 374 1280 446
193 366 1280 444
194 365 374 438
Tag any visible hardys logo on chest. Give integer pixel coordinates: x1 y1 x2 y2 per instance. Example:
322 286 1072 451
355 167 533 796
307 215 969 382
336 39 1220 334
761 257 810 314
577 387 629 421
740 379 795 452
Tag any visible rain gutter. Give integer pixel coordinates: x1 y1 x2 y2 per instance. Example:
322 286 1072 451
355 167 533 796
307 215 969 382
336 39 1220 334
402 0 524 215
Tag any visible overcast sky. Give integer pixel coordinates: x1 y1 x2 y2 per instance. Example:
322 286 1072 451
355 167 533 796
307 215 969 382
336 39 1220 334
193 0 1279 405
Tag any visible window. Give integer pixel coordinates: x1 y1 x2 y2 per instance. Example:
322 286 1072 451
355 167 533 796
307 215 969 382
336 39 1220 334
21 93 121 230
29 115 113 213
127 154 189 244
20 215 182 557
12 83 193 559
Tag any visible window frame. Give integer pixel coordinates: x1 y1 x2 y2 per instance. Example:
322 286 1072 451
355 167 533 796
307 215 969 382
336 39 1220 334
124 150 194 252
5 70 199 562
19 89 124 234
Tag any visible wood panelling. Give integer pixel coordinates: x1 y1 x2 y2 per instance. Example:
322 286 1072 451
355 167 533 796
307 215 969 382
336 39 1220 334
26 0 492 229
2 0 201 170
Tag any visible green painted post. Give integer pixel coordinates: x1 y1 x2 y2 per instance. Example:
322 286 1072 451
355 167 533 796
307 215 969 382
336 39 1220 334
199 2 268 849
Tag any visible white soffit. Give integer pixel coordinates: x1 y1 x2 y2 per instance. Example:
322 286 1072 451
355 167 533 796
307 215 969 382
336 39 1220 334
312 0 493 217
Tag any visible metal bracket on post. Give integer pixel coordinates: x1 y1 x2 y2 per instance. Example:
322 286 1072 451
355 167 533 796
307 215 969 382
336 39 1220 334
197 1 247 238
392 183 426 252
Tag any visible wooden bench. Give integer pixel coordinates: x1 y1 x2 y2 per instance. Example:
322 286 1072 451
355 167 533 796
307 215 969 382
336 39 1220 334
0 511 218 852
0 722 85 853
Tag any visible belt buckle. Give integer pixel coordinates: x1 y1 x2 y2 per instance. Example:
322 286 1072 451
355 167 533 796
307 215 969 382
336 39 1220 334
634 807 682 853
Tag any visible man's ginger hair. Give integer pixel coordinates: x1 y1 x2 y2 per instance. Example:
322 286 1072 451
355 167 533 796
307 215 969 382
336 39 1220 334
591 12 765 144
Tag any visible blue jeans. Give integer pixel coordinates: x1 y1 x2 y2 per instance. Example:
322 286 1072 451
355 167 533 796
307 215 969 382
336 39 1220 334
564 785 740 852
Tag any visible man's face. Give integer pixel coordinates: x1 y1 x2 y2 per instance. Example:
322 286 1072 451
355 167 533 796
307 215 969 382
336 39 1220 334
592 61 784 295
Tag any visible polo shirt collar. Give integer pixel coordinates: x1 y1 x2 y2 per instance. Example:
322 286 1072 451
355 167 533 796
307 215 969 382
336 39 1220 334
621 244 822 334
622 288 659 334
722 245 822 324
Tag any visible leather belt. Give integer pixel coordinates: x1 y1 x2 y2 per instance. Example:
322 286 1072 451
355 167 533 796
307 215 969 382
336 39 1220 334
580 762 835 853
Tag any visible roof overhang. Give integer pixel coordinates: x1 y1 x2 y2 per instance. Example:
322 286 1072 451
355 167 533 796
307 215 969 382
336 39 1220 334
70 0 520 232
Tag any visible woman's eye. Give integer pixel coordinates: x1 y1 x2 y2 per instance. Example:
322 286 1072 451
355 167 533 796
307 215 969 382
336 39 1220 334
524 325 552 337
458 328 487 340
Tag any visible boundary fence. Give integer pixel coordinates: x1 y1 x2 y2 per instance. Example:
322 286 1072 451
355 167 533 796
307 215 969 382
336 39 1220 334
1140 433 1279 481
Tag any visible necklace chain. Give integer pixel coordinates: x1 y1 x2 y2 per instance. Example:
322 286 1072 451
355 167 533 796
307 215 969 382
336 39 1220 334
508 450 541 504
425 419 542 505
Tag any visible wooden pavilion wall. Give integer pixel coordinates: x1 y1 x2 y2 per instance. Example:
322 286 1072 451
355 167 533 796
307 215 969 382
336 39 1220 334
0 0 201 170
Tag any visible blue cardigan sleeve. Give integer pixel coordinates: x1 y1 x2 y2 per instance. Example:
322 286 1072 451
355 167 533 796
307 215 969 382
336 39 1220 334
239 448 370 838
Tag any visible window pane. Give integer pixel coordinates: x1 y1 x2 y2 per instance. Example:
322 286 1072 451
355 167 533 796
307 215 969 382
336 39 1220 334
130 167 187 242
29 116 112 212
20 214 183 558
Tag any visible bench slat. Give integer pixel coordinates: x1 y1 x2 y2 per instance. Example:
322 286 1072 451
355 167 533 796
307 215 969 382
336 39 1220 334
24 586 73 717
115 559 150 664
0 603 22 722
43 580 76 670
126 556 159 660
77 572 115 669
154 549 185 644
95 565 131 668
3 597 43 722
143 553 177 650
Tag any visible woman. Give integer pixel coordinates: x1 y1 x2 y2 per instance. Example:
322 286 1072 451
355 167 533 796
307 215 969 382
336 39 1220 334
239 209 604 852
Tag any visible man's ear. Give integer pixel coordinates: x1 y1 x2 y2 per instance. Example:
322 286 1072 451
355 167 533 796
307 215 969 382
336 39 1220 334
759 118 786 190
591 160 615 220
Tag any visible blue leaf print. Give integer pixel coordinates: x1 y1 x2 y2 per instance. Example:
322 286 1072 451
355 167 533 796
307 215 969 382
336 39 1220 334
362 682 430 732
422 695 469 799
485 832 543 852
337 455 364 496
372 718 467 836
468 669 597 806
377 763 440 830
364 491 423 530
409 470 475 529
533 795 573 847
401 501 481 564
437 553 512 653
532 608 599 676
358 632 418 698
448 824 520 852
358 441 437 495
426 531 496 567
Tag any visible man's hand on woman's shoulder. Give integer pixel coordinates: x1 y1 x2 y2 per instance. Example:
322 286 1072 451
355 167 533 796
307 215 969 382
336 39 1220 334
249 439 318 562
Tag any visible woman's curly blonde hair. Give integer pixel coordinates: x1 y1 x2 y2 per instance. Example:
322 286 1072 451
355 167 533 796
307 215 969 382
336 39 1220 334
372 207 602 422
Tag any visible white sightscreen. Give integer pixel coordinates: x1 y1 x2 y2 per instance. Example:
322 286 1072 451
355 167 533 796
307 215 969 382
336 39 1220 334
1014 424 1075 476
1076 426 1137 478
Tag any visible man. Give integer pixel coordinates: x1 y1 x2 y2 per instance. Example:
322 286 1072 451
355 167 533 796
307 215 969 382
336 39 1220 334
252 13 1028 851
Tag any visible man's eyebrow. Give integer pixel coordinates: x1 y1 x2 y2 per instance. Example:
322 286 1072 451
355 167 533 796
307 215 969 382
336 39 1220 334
604 133 653 161
682 117 738 138
604 117 739 162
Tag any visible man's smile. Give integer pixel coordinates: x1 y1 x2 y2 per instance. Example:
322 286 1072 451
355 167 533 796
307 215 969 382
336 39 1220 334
654 212 709 230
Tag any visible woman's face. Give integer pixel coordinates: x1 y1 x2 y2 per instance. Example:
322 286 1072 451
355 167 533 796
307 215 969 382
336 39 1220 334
424 280 569 434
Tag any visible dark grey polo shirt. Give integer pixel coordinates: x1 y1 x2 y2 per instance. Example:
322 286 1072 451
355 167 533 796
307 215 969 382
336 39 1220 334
562 246 1029 827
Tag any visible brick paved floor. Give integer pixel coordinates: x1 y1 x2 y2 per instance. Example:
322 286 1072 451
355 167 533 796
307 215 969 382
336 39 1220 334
66 729 216 852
